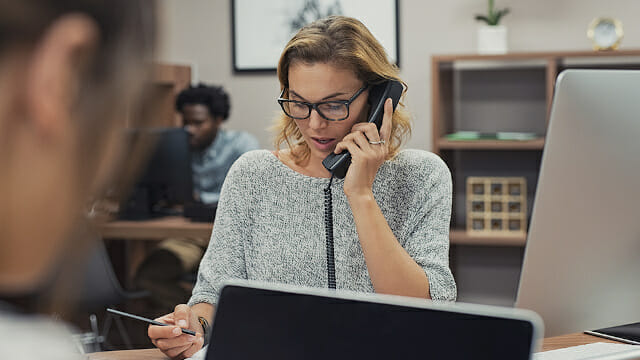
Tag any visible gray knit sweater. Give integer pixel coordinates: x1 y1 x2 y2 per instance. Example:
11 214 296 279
188 149 456 305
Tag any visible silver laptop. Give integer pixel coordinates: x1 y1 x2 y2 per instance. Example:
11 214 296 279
516 69 640 337
205 280 541 360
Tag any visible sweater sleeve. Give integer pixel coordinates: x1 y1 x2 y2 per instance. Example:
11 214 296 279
401 154 457 301
188 154 253 306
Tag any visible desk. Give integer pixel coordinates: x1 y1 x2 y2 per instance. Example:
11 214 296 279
100 216 213 240
87 333 623 360
99 216 213 283
540 332 623 351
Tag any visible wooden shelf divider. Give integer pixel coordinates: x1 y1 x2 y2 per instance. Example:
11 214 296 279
437 138 545 151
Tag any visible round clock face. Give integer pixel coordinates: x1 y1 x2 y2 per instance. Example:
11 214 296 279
588 18 623 50
594 21 618 47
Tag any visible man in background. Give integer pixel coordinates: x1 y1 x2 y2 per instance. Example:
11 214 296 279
180 84 259 204
135 84 259 311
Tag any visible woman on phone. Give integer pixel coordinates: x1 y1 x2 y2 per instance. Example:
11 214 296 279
149 15 455 359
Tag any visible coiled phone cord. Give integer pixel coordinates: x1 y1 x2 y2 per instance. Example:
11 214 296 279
324 174 337 289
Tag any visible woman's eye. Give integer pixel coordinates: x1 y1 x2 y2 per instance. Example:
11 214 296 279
322 103 344 112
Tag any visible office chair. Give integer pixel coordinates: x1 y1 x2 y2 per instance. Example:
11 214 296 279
72 237 150 352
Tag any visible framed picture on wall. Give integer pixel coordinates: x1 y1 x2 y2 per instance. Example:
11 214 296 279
231 0 400 72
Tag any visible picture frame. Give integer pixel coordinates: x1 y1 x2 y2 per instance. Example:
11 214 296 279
231 0 400 72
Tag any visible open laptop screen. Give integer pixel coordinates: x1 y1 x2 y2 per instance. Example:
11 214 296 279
207 282 540 360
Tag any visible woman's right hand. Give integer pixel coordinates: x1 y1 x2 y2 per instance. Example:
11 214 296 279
148 304 204 359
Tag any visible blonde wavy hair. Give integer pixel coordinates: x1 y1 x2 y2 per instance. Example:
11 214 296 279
273 15 411 165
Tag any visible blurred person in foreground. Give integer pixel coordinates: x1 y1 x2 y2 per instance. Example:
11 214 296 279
0 0 196 358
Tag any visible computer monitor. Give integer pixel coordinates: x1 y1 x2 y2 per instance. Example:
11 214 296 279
119 127 194 220
516 69 640 337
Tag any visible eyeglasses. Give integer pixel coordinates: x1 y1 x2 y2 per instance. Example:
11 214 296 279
277 85 368 121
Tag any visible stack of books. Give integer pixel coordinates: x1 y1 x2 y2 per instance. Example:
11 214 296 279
445 131 539 141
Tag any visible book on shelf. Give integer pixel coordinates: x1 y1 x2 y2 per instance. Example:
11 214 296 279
445 131 540 141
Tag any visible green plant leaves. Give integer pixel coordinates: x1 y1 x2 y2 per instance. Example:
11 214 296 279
475 0 510 25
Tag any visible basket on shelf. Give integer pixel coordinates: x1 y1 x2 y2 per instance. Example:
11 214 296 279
466 176 527 236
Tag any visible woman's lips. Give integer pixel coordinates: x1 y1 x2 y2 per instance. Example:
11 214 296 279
311 137 336 151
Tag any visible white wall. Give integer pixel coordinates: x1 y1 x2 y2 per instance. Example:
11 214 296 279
157 0 640 150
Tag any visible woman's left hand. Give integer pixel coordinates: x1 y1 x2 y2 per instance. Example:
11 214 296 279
334 97 393 198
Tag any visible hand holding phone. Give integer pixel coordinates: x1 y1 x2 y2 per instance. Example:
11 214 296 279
322 80 403 178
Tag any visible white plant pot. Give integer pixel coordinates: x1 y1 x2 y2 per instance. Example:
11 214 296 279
477 25 508 54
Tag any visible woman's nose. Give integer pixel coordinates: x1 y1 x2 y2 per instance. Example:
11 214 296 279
308 108 328 130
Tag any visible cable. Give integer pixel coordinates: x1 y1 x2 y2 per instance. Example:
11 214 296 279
324 174 336 289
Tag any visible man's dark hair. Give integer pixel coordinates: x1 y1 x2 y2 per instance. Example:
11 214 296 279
175 84 231 121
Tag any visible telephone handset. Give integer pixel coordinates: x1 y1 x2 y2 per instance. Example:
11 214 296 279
322 80 404 179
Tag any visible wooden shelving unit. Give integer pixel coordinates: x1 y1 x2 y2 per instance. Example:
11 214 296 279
151 62 191 127
449 229 526 247
431 50 640 247
127 63 191 129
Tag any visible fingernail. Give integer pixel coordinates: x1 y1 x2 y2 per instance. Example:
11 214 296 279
172 327 181 335
178 320 187 327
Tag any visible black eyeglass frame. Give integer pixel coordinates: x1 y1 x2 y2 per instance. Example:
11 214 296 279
277 85 369 121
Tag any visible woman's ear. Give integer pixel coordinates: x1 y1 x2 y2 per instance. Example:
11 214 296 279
24 13 98 139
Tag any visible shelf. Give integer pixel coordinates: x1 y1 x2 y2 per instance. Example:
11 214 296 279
432 49 640 63
449 229 526 247
561 56 640 66
452 59 547 70
437 138 545 150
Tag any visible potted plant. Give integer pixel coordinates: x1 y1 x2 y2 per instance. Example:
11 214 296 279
475 0 510 54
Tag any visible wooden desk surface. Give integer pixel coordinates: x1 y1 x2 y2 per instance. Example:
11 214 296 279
88 349 165 360
87 333 622 360
540 332 622 351
99 216 213 240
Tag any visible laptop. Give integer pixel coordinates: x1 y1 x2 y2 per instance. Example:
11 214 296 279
516 70 640 337
204 280 542 360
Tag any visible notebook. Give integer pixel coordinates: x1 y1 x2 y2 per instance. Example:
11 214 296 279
203 280 541 360
534 342 640 360
585 322 640 345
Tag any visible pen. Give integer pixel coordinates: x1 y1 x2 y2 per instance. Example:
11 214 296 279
106 308 197 336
